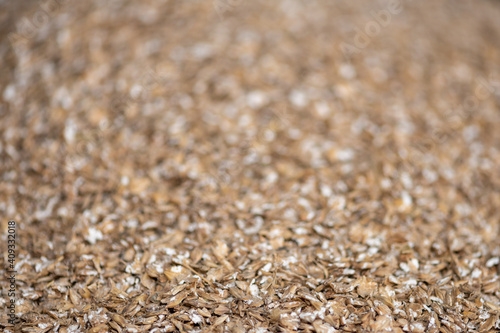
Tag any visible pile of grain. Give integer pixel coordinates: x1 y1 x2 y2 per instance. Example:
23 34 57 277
1 0 500 332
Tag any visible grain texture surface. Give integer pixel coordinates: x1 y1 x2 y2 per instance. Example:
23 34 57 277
1 0 500 332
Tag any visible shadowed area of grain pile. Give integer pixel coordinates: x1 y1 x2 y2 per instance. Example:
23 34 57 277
1 0 500 332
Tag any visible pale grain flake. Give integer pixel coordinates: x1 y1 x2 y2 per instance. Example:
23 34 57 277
140 273 155 290
68 289 81 306
163 291 188 308
213 314 229 327
109 321 122 333
371 315 393 332
312 320 338 333
356 276 378 298
111 314 126 327
197 307 211 318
